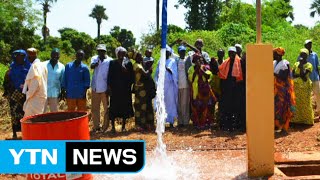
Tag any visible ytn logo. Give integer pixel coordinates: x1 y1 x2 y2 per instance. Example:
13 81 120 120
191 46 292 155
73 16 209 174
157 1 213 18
9 149 57 165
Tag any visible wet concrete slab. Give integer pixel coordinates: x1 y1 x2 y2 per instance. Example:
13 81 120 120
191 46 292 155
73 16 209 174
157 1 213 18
274 151 320 179
275 151 320 164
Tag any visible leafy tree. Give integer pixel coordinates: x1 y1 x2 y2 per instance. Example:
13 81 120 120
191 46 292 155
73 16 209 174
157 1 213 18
141 24 185 48
89 5 108 43
176 0 223 30
36 0 57 46
96 35 121 58
310 0 320 17
216 23 255 46
110 26 136 49
0 0 40 64
220 1 256 30
167 24 186 34
262 0 294 26
58 28 96 59
294 24 309 30
46 36 61 49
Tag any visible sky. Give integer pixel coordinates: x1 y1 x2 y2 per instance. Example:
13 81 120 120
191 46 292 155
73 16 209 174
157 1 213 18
36 0 319 43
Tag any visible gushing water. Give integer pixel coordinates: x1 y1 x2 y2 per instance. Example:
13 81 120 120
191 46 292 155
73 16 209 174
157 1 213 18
95 150 247 179
154 49 168 158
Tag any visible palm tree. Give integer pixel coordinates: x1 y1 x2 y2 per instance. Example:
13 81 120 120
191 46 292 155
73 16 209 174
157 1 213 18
36 0 57 46
89 5 108 43
310 0 320 17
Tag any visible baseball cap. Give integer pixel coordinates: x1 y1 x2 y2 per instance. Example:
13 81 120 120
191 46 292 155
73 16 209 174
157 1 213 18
97 44 107 51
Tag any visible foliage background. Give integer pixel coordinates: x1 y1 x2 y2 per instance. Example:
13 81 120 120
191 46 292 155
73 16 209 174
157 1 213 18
0 0 320 84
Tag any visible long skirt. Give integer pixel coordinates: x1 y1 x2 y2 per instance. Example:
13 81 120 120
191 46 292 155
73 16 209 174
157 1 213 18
291 78 314 125
274 77 295 131
134 86 154 128
9 89 26 132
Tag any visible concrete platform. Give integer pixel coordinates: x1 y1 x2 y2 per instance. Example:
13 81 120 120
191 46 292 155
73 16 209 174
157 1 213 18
274 151 320 179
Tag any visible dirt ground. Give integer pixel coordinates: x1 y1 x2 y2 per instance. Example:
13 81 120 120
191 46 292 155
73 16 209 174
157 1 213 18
0 87 320 152
88 118 320 153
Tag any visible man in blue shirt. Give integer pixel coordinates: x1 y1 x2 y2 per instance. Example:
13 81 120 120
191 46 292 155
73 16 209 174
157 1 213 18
44 48 65 112
62 50 90 111
305 39 320 115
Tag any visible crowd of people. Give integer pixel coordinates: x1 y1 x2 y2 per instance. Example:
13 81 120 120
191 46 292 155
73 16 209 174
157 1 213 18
3 38 319 138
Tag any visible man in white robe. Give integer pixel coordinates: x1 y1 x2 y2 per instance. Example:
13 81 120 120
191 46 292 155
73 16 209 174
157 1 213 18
23 48 48 117
155 46 178 127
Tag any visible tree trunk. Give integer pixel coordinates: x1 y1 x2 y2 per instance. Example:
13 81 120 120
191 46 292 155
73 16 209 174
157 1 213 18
156 0 159 31
42 11 47 49
97 22 101 43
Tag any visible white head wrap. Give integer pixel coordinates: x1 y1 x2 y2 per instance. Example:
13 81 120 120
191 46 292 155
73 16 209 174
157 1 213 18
228 47 237 52
115 46 127 58
235 44 242 49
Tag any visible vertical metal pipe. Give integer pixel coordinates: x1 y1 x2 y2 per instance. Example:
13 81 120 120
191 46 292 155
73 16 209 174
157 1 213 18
156 0 160 31
256 0 262 44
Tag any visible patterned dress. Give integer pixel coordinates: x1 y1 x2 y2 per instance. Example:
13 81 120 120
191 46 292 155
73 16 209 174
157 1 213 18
274 60 296 131
3 61 30 133
188 65 217 129
291 62 314 125
133 63 154 129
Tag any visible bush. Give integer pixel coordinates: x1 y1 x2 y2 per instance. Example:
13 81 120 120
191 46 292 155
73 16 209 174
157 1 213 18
0 63 9 88
216 23 255 48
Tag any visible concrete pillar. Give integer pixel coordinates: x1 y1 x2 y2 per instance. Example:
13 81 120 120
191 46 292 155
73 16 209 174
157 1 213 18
246 44 274 177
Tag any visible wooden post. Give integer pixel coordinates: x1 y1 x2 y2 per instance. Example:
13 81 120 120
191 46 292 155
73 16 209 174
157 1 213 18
246 0 274 177
256 0 262 44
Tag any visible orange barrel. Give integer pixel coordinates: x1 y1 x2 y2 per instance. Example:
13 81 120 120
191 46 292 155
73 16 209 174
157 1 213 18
20 111 92 180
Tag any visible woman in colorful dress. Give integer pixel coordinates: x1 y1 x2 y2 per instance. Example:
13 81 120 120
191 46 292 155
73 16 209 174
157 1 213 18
188 53 217 129
132 51 155 131
273 47 295 133
291 48 314 125
3 50 31 139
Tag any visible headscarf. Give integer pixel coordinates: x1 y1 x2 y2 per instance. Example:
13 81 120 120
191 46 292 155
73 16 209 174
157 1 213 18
300 48 309 55
228 47 237 52
273 47 285 56
235 44 242 49
115 46 127 59
9 49 31 91
115 46 130 69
